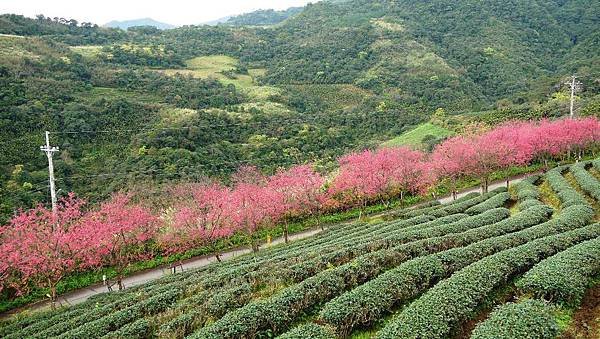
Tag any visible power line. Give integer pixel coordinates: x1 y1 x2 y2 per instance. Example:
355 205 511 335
0 134 43 146
54 153 344 182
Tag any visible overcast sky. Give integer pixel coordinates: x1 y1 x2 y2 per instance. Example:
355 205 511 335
0 0 320 26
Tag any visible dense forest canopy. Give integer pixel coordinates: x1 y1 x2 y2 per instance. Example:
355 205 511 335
0 0 599 223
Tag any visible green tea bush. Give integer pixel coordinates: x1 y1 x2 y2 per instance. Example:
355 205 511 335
570 162 600 201
277 323 335 339
376 221 600 339
546 168 590 208
517 236 600 304
318 205 557 335
470 299 558 339
465 192 510 215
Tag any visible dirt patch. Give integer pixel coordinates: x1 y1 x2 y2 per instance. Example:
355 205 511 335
560 284 600 339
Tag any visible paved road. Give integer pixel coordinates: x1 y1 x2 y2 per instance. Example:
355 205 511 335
2 172 537 316
437 175 527 204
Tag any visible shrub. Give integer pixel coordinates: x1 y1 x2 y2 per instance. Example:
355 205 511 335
470 299 559 339
465 192 510 215
545 168 590 208
517 236 600 304
376 222 600 339
278 323 335 339
104 318 151 339
318 205 557 335
403 192 480 217
570 162 600 201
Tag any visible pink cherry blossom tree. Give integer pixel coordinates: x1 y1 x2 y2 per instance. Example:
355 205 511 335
0 194 91 307
268 165 325 242
329 147 428 218
181 183 234 261
80 194 156 290
230 167 284 251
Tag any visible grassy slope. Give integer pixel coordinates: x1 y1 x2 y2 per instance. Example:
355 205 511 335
382 122 455 148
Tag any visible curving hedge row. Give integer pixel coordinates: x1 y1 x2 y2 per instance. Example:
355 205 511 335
376 221 600 339
0 291 125 338
56 285 183 338
512 175 541 210
382 200 441 220
432 188 507 218
570 162 600 202
11 280 184 339
200 215 438 289
517 236 600 305
277 323 335 339
470 299 559 339
188 209 513 339
284 214 463 282
545 168 590 208
318 205 560 335
104 318 151 339
465 192 510 215
156 290 212 338
404 191 502 218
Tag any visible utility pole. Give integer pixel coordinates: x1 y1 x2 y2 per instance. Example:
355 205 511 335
565 75 582 118
40 131 59 215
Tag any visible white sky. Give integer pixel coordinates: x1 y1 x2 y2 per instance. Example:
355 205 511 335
0 0 320 26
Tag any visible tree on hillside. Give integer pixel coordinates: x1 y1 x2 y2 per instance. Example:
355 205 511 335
0 194 91 307
192 184 236 260
329 147 428 218
81 194 156 290
431 137 477 199
229 182 284 252
268 165 325 242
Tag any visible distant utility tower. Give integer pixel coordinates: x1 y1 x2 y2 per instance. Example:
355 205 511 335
40 131 59 215
565 75 582 118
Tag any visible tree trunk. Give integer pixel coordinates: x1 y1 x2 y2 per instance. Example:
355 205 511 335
284 221 289 244
117 276 124 291
251 236 259 252
50 284 57 310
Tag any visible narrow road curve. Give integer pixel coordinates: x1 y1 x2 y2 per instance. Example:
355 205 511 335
2 173 534 316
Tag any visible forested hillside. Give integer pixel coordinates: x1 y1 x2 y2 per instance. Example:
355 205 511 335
224 7 303 26
0 0 599 223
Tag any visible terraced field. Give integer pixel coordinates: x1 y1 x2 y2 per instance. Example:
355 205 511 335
2 160 600 338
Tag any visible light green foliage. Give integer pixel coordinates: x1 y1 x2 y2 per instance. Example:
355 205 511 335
382 123 455 148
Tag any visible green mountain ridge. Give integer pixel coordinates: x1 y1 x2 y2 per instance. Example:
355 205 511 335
104 18 176 30
224 7 303 26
